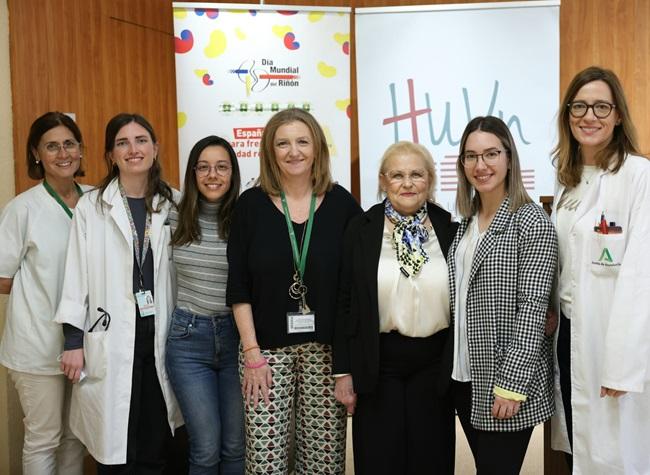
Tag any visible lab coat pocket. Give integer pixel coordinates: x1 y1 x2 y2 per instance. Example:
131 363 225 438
590 233 625 277
83 331 108 380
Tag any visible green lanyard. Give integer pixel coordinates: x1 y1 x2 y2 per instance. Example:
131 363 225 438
280 191 316 280
42 180 83 219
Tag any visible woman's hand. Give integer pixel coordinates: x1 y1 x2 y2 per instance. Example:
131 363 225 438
242 349 273 410
334 375 357 415
600 386 627 398
60 349 84 383
545 308 558 336
492 395 521 419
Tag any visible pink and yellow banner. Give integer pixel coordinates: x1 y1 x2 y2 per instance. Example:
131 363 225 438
173 3 351 189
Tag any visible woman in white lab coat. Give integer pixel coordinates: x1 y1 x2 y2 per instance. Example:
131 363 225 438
0 112 87 475
56 113 182 472
551 66 650 474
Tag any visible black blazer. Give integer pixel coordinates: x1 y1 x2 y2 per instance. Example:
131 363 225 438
332 201 458 394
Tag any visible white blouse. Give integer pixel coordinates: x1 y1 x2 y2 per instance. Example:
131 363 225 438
555 165 599 318
377 219 450 337
452 217 483 382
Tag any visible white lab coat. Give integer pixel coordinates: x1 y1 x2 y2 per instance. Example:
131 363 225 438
54 178 182 465
550 154 650 474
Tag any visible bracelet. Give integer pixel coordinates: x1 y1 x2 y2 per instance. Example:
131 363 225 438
245 357 268 369
242 345 260 353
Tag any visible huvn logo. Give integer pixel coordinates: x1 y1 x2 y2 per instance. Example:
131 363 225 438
230 59 300 96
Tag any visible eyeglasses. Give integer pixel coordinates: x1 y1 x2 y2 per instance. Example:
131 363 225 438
382 169 428 185
460 150 504 167
194 163 232 177
42 140 81 155
567 101 616 119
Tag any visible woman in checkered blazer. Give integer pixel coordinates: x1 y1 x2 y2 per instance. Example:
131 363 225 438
441 116 558 474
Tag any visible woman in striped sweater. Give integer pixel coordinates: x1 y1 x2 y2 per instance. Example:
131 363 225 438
165 136 244 474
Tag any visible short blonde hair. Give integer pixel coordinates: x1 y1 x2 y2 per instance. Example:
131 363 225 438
455 116 531 218
377 141 436 201
257 108 334 196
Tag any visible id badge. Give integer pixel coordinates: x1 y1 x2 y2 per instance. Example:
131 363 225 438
135 290 155 317
287 311 316 334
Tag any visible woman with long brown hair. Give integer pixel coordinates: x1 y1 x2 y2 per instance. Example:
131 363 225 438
550 66 650 474
56 113 182 472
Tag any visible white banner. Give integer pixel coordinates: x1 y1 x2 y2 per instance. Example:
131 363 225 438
356 1 559 211
173 3 351 189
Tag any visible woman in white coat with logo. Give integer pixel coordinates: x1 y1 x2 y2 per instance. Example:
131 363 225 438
550 66 650 474
56 113 182 472
0 112 87 474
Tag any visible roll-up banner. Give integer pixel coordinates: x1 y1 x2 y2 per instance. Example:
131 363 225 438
173 3 352 189
356 1 560 211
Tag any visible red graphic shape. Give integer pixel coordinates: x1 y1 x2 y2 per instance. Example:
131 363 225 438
175 29 193 54
202 74 213 86
382 79 431 143
283 32 300 50
277 10 298 15
346 104 351 119
342 41 350 55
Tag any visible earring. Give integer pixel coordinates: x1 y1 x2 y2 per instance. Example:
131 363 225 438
35 160 40 164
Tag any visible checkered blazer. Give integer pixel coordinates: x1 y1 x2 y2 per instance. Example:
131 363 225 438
447 198 558 431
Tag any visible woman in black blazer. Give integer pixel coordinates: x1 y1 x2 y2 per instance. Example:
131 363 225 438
333 141 457 475
443 116 557 474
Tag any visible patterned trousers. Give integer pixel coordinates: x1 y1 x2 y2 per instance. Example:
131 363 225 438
240 342 347 475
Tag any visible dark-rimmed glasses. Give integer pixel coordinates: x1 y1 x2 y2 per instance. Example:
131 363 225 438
460 150 504 167
567 101 616 119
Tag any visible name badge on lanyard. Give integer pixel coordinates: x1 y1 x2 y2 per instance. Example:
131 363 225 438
120 182 156 318
281 191 317 334
287 311 316 333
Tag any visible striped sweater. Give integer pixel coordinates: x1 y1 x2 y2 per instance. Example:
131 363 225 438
169 200 228 315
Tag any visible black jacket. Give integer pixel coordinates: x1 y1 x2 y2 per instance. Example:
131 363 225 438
332 200 457 394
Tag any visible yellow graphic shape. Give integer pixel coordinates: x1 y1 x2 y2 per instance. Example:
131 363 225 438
335 99 350 111
272 25 292 38
194 69 208 78
317 61 337 78
308 12 325 23
235 27 246 40
322 126 338 157
230 9 249 14
173 9 187 19
177 112 187 128
333 33 349 45
204 30 227 58
246 74 252 97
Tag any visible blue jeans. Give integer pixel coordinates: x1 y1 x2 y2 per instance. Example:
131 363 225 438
166 308 245 475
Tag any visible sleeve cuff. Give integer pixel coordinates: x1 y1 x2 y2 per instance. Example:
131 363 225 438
494 385 527 402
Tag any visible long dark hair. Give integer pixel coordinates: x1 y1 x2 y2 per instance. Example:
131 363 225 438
27 111 85 179
97 113 174 212
172 136 241 245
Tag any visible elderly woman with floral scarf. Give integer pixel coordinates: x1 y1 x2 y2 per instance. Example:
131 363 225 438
333 141 457 475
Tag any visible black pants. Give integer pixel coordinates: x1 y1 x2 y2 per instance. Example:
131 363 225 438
352 330 455 475
557 313 574 471
453 381 533 475
97 327 172 475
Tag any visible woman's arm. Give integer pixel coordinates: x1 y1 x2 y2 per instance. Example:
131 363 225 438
496 210 558 396
233 303 272 409
0 278 12 294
